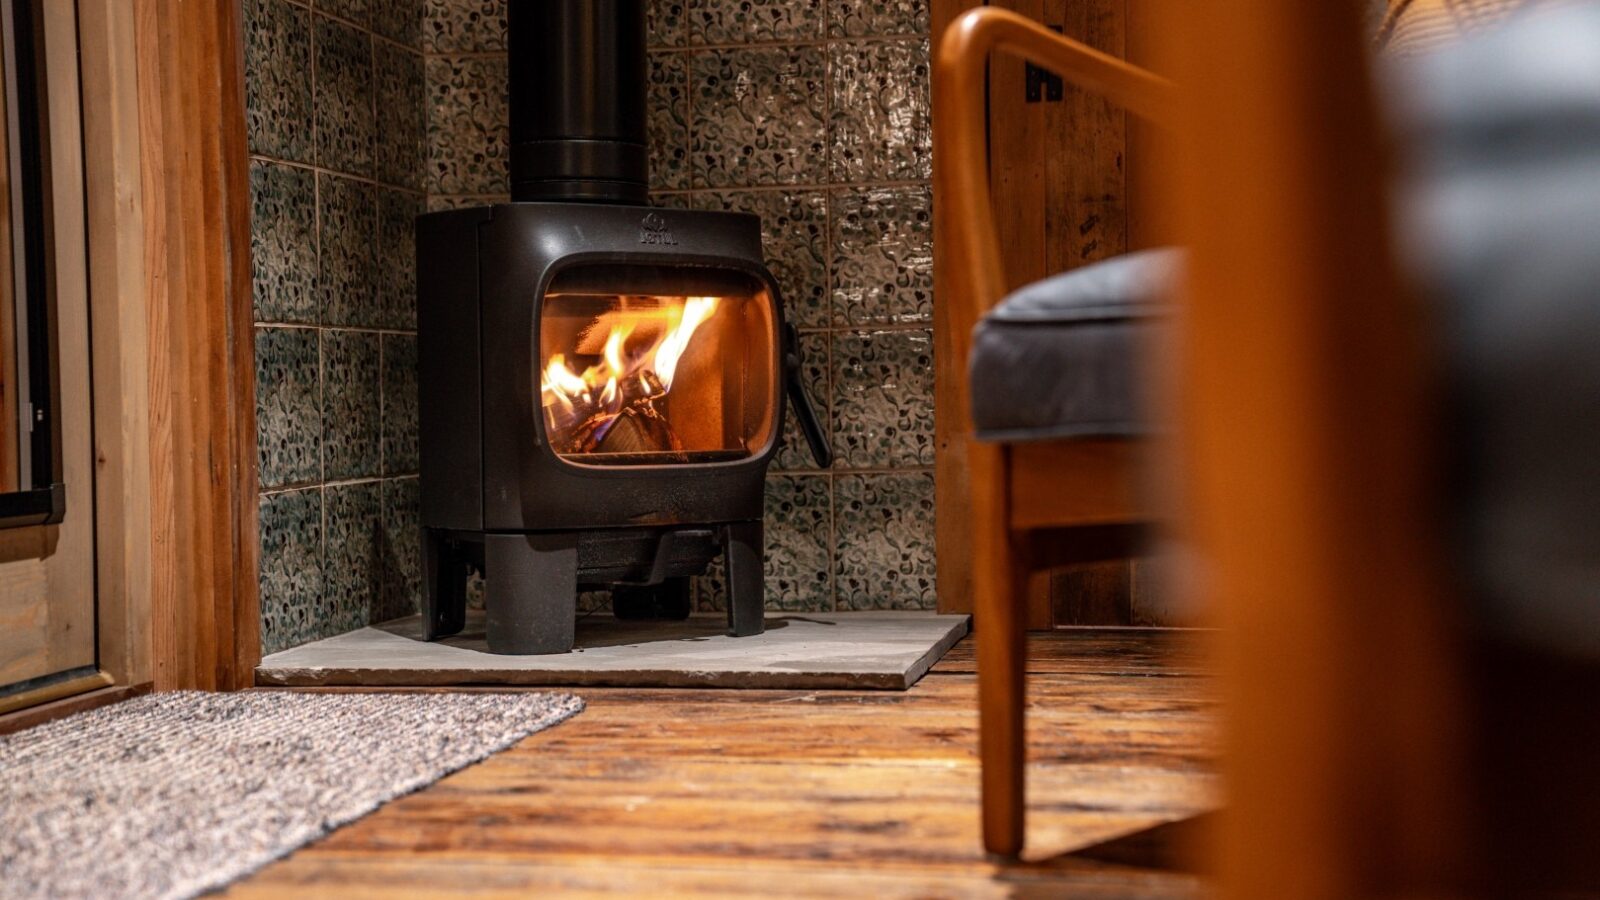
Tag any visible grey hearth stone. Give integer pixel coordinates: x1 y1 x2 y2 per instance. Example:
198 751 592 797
257 611 971 690
0 691 583 900
968 247 1181 443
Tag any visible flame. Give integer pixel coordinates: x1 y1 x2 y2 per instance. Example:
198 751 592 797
539 297 721 426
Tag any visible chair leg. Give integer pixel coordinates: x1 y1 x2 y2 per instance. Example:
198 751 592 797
972 442 1028 858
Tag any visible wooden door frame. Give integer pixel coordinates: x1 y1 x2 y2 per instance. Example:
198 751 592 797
130 0 260 691
73 0 259 699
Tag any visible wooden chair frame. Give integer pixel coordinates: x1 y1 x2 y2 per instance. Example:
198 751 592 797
932 7 1176 857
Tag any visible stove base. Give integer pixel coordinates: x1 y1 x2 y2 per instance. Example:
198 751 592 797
421 522 765 655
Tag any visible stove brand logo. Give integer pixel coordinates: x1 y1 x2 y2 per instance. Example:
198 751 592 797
638 212 677 245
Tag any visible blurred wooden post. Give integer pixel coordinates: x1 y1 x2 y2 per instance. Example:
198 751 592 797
1166 1 1471 895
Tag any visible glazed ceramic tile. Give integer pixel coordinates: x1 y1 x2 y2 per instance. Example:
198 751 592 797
255 327 322 488
828 0 928 38
319 174 378 327
380 477 422 622
324 480 382 636
426 55 509 195
371 0 425 47
831 184 933 326
244 0 312 162
318 0 369 27
375 42 427 191
693 555 727 612
773 331 829 471
322 330 382 480
382 333 419 475
828 39 931 183
648 0 686 47
761 474 834 610
258 487 324 654
689 0 823 45
376 189 422 329
690 45 826 188
695 474 834 612
833 472 935 610
648 52 691 192
314 15 375 177
831 329 933 468
250 161 318 324
423 0 505 53
425 193 504 212
693 189 827 328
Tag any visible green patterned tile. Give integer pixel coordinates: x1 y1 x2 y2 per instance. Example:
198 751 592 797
250 161 318 324
691 46 825 188
244 0 313 162
255 327 321 488
834 472 934 610
831 185 933 326
323 330 381 480
314 14 375 177
258 487 324 654
831 329 933 468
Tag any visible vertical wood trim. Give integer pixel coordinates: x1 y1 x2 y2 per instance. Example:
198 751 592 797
931 0 984 616
0 40 13 494
133 0 258 691
79 0 153 687
221 0 261 690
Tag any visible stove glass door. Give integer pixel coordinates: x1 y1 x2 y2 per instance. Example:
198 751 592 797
538 264 778 465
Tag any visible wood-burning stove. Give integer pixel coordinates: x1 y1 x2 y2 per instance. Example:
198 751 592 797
416 0 829 654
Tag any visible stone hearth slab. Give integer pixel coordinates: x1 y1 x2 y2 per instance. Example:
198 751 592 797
257 611 971 690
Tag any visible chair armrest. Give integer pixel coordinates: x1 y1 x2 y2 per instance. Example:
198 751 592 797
932 7 1177 425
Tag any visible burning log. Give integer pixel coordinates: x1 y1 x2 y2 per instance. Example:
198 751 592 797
540 296 719 456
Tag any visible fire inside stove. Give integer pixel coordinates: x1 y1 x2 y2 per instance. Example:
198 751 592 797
538 265 777 465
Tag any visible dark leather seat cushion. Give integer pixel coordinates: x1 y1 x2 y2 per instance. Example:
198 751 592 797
968 248 1181 442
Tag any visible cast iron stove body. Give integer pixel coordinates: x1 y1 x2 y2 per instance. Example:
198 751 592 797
417 0 828 654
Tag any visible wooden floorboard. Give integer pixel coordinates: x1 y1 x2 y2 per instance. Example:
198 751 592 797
229 631 1218 898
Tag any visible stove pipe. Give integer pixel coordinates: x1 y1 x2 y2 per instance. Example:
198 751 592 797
508 0 648 205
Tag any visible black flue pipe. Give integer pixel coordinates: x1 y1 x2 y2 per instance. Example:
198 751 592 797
508 0 648 204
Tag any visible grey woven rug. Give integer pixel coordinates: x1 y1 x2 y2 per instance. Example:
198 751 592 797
0 690 583 899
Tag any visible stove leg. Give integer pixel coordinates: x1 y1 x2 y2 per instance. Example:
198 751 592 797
484 532 577 655
723 520 765 637
422 527 467 640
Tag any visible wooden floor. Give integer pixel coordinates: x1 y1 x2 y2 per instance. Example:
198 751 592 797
229 630 1218 899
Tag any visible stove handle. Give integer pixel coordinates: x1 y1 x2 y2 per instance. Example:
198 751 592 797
782 322 833 468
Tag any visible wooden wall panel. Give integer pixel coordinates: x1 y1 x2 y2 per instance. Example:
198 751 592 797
933 0 1148 626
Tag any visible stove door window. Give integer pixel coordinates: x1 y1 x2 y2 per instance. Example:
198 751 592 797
539 265 778 465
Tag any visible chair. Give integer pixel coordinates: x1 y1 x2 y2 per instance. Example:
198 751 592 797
931 8 1177 858
941 0 1600 891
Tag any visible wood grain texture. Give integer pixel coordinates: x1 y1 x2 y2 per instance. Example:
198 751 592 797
931 0 984 619
0 680 151 736
228 632 1219 897
1168 1 1469 895
79 0 154 689
133 0 259 691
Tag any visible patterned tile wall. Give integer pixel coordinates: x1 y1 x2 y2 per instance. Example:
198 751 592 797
245 0 426 654
421 0 936 614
